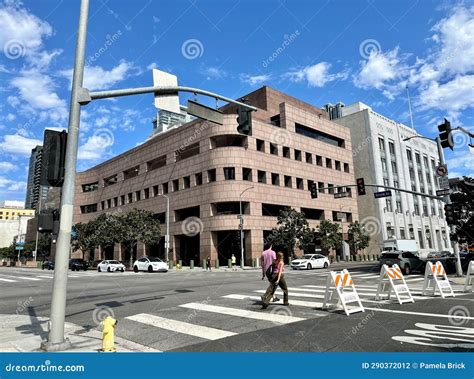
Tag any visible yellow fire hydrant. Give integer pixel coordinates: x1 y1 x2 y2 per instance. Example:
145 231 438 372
101 316 117 352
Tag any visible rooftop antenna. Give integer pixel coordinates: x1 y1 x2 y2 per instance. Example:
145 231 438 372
406 85 415 132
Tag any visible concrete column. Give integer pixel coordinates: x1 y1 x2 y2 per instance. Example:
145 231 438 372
114 243 122 261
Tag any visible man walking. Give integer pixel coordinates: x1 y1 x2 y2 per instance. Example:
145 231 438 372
261 243 279 302
231 254 237 271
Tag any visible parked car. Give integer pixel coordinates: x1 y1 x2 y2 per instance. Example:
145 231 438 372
379 251 424 275
133 257 168 273
97 260 125 272
41 261 54 270
427 251 453 259
291 254 330 270
69 259 89 271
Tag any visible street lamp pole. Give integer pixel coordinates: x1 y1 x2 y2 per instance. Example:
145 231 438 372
158 194 170 264
34 186 43 262
239 186 254 269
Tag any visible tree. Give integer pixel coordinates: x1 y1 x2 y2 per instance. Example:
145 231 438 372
72 220 99 261
449 176 474 244
316 220 342 256
267 208 310 256
348 221 370 253
115 209 161 267
0 243 16 260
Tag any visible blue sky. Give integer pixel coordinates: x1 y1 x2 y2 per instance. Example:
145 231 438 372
0 0 473 201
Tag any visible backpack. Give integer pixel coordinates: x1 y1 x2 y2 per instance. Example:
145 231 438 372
265 260 275 279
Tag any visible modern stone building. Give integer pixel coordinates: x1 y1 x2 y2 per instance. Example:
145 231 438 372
333 102 452 255
73 87 359 266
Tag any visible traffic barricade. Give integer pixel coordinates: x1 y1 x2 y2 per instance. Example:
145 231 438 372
422 261 455 298
376 264 414 304
463 261 474 293
322 269 364 316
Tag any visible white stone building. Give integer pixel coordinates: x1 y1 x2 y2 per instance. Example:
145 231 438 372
334 102 452 255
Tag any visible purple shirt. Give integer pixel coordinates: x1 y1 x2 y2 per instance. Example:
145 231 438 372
262 249 276 273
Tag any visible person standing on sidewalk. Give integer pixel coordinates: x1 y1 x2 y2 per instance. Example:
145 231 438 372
231 254 237 271
261 252 289 309
206 256 211 271
261 243 279 302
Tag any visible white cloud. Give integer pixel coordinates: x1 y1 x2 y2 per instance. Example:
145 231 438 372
0 161 16 172
78 134 114 160
59 61 136 90
240 73 271 86
446 150 474 177
0 134 42 156
147 62 158 70
0 175 26 193
285 62 348 87
202 66 227 80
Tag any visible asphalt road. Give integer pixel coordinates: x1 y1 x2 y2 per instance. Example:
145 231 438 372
0 263 473 352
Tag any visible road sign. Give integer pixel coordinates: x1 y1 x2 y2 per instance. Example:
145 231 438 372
438 176 450 189
152 69 180 113
334 192 348 199
374 190 392 198
435 164 448 177
436 188 452 196
187 100 223 125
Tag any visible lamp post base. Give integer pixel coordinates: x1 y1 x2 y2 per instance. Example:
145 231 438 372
40 338 72 352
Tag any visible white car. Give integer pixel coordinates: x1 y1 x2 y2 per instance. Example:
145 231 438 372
133 257 168 273
291 254 330 270
97 260 125 272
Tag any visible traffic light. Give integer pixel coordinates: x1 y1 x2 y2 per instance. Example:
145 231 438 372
38 212 53 232
444 204 455 224
236 106 252 136
438 118 454 150
41 130 68 187
310 182 318 199
356 178 366 196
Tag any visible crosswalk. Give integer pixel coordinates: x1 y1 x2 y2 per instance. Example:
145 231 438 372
0 270 140 284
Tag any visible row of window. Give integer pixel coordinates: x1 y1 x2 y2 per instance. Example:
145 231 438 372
386 225 448 250
80 167 352 214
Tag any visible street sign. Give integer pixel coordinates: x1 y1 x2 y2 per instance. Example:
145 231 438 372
334 192 348 199
436 188 452 196
187 100 223 125
435 164 448 177
438 176 450 189
374 190 392 198
152 69 180 113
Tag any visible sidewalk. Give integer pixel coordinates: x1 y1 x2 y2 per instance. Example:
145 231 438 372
0 314 157 352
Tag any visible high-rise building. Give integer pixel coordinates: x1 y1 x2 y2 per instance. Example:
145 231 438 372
323 102 345 120
25 145 48 210
333 102 452 255
150 106 194 138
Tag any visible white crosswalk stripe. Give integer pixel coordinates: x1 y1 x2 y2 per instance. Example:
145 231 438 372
0 277 16 282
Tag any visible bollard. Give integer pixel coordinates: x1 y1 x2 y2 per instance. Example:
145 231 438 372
101 316 117 352
190 260 194 269
345 256 349 262
215 260 219 269
252 258 256 268
178 260 182 269
336 256 340 262
169 260 174 270
289 257 292 265
228 259 232 269
202 259 206 269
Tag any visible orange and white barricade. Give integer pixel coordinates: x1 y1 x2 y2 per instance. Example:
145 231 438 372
422 261 455 298
322 269 364 316
376 264 414 304
463 261 474 293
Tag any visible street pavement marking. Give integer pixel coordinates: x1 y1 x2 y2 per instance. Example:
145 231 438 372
1 275 42 281
0 278 16 282
179 303 305 324
253 289 387 303
223 294 325 308
365 307 474 321
125 313 236 340
37 275 53 279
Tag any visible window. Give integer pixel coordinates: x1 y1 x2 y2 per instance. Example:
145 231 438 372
307 180 314 192
316 155 323 166
335 160 341 171
100 201 105 210
295 123 345 147
127 193 133 203
394 180 399 188
318 182 325 193
414 202 420 216
212 202 246 215
258 170 266 184
386 199 393 212
104 174 118 187
82 182 99 192
270 143 278 155
400 228 406 239
262 203 289 217
381 158 387 172
383 178 389 187
173 179 179 191
284 176 292 188
224 167 235 180
396 200 402 213
207 169 216 183
344 163 350 173
135 190 141 201
80 204 97 214
418 230 424 249
107 199 111 208
294 149 302 161
326 158 332 169
388 141 395 155
271 173 280 186
305 152 313 164
144 188 150 199
270 114 281 126
283 146 290 158
183 176 191 188
162 182 169 194
195 173 203 186
296 178 304 189
175 142 200 161
152 185 159 197
328 184 334 194
242 168 252 181
210 135 247 149
301 207 324 220
257 139 265 152
124 166 140 180
391 161 398 175
147 155 166 171
415 153 421 165
406 149 413 162
378 137 385 152
175 206 200 221
120 195 125 205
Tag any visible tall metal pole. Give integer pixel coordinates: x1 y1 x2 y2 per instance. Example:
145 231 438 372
159 194 170 263
41 0 89 351
239 187 254 269
34 186 43 262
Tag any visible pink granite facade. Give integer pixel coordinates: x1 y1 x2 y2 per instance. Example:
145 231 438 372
73 87 358 266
